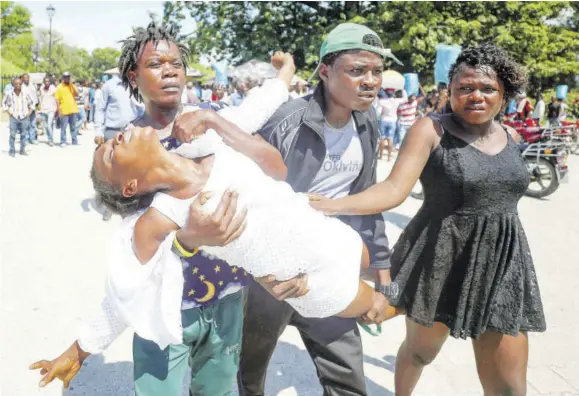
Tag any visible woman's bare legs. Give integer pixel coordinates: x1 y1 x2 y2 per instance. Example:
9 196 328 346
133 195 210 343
472 331 529 396
394 319 450 396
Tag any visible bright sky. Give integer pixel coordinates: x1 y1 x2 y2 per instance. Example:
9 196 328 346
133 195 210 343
21 1 196 52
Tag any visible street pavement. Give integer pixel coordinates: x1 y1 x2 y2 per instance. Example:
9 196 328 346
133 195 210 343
1 123 578 396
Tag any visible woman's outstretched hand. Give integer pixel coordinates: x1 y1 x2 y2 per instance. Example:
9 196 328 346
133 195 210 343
307 193 339 216
172 109 215 143
29 341 90 389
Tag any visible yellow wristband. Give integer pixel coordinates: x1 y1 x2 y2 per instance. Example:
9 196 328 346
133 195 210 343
173 236 199 258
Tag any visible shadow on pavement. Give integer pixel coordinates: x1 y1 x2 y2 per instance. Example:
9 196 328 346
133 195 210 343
364 353 396 373
62 346 395 395
264 341 394 396
382 211 412 230
63 355 133 396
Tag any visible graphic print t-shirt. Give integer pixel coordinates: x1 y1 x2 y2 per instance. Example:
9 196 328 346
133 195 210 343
309 119 363 199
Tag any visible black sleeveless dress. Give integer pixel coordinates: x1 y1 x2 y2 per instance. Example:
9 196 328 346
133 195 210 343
389 120 546 339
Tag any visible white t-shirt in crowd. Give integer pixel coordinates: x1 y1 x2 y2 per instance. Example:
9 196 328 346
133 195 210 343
380 97 405 123
309 118 363 199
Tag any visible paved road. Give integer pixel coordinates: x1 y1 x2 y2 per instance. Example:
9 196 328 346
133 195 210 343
1 125 578 395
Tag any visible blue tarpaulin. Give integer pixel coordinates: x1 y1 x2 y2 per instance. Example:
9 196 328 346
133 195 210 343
556 85 569 100
435 44 462 85
404 73 419 96
211 61 229 85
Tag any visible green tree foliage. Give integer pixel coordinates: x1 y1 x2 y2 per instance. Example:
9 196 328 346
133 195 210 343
1 1 34 71
32 28 119 81
1 31 35 72
162 1 377 73
89 47 121 76
163 1 579 90
1 1 32 41
1 3 119 81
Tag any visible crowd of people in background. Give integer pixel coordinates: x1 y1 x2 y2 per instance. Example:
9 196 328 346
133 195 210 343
372 82 450 161
370 79 578 162
179 78 313 108
2 67 577 165
2 72 106 155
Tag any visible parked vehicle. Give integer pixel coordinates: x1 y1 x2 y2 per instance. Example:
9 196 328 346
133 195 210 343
409 121 570 201
520 139 568 198
504 118 578 155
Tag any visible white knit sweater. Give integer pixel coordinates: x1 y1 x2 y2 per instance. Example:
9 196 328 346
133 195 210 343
78 78 292 353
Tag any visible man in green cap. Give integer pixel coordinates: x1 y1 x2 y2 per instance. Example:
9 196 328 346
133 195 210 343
238 23 401 395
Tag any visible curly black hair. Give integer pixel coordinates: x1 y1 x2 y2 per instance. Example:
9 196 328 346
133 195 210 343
448 43 526 101
118 20 190 102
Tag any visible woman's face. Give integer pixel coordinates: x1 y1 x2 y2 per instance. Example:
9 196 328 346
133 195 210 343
93 128 163 197
128 40 186 109
449 65 504 125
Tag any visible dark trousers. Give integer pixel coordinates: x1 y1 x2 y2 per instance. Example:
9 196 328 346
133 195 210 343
238 278 367 396
9 117 29 153
60 113 78 144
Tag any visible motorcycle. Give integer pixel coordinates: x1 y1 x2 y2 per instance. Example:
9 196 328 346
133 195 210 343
519 139 568 198
409 122 569 201
505 118 579 155
503 118 570 198
560 120 579 154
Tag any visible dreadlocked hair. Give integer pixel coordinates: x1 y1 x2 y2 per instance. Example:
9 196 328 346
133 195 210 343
90 163 156 218
118 20 191 102
448 43 527 102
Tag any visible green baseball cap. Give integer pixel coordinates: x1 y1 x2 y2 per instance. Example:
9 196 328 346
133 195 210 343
309 23 403 81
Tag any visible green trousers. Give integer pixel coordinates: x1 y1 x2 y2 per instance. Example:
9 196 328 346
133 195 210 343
133 290 245 396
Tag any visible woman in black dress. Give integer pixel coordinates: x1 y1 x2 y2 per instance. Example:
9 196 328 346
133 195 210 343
311 44 546 395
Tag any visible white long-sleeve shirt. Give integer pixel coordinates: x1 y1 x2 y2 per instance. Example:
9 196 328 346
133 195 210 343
77 78 290 353
532 100 545 121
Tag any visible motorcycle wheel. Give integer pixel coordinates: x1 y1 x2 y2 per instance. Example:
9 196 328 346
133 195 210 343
524 158 559 198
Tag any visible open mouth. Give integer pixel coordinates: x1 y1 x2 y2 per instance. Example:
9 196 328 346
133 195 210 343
465 107 485 112
161 83 181 92
358 93 376 102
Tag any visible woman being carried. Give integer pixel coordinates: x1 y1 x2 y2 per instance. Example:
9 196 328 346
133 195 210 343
92 118 399 320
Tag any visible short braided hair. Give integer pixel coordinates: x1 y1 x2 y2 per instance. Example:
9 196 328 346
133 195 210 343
90 162 157 217
448 43 526 102
118 20 190 102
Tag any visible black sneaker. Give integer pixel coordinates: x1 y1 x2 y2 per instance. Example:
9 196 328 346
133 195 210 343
20 150 28 156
